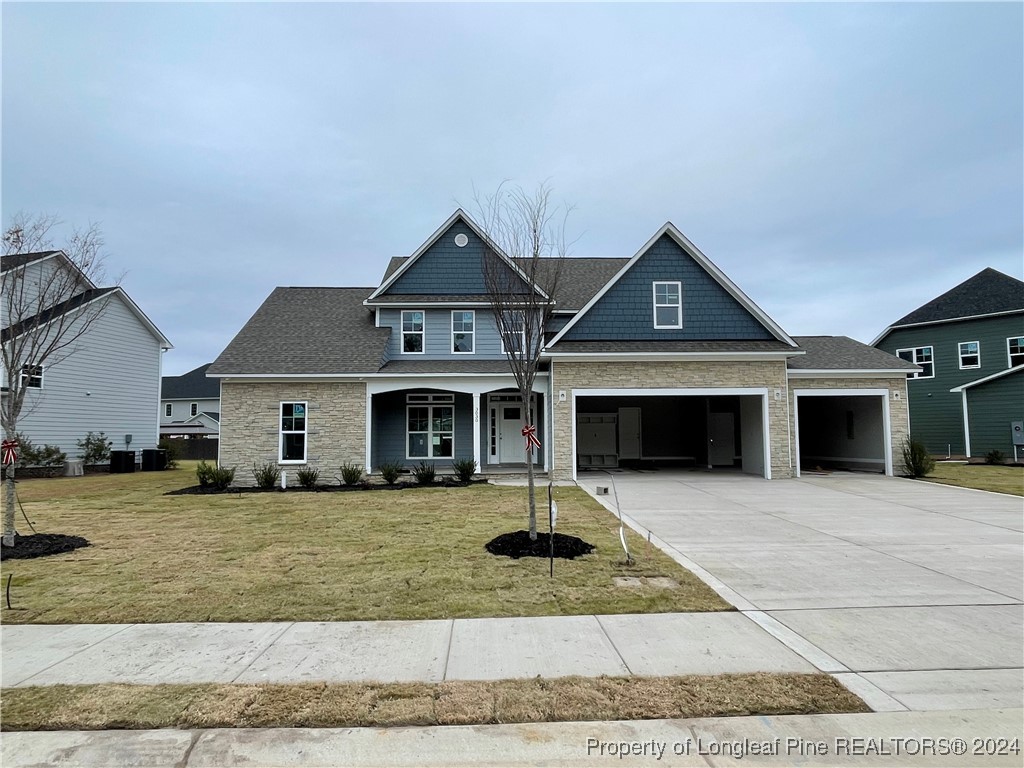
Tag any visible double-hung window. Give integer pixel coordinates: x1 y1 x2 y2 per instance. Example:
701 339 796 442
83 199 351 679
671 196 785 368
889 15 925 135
190 402 199 417
1009 337 1024 368
500 311 527 355
20 365 43 389
653 281 682 329
402 310 425 354
407 394 454 459
896 346 934 379
451 310 475 353
165 403 173 418
958 341 980 369
280 401 307 463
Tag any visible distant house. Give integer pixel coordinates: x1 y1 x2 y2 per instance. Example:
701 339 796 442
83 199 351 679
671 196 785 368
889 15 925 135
160 363 220 438
1 250 172 459
873 268 1024 459
210 210 916 484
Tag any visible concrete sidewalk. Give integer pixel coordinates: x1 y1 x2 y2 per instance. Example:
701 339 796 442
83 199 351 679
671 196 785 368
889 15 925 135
1 612 815 688
3 709 1021 767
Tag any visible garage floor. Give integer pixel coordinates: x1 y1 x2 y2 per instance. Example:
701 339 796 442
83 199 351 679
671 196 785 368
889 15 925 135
577 469 1024 711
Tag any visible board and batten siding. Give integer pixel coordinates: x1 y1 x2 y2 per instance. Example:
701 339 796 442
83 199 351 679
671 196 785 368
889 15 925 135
15 293 164 457
161 397 220 424
964 370 1024 457
876 314 1024 455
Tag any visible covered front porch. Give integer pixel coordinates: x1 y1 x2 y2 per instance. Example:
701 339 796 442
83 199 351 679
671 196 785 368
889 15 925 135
366 376 548 477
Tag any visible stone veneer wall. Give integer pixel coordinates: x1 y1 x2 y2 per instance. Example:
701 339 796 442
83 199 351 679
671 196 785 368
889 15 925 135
219 381 366 484
549 360 792 481
788 377 911 474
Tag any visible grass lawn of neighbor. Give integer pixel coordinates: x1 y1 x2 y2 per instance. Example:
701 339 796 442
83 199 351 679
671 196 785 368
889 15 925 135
923 462 1024 496
1 462 729 624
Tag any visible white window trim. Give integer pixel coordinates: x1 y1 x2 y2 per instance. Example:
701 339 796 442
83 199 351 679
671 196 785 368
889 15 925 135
958 340 981 370
401 310 426 355
501 327 528 356
279 400 308 464
190 402 198 417
405 402 455 460
165 403 173 417
896 346 935 379
20 364 44 389
652 281 683 329
451 310 475 355
1007 336 1024 368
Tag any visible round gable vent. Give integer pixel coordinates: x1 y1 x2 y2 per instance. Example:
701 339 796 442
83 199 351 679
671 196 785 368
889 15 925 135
454 233 469 247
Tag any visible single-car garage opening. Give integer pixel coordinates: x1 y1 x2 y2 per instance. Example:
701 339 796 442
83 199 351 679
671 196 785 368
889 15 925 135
574 392 769 478
795 392 889 475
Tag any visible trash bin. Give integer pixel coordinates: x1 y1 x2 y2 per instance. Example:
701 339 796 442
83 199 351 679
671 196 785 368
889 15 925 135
141 449 167 471
109 450 136 473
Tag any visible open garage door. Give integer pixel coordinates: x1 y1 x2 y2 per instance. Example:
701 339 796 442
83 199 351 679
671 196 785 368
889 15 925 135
794 390 891 476
573 390 770 478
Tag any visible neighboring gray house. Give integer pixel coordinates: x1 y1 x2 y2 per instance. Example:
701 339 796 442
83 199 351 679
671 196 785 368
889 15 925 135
1 250 173 459
161 363 220 437
210 210 917 484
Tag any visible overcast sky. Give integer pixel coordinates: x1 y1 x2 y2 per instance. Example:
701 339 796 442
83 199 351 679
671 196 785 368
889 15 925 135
3 2 1021 375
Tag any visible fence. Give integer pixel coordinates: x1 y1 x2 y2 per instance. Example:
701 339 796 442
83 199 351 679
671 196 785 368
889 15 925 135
164 438 219 461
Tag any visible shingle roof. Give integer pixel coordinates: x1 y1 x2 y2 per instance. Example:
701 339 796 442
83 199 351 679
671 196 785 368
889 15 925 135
891 268 1024 327
789 336 919 371
546 340 796 354
161 363 220 399
1 287 117 343
208 288 390 375
378 360 521 375
0 251 59 272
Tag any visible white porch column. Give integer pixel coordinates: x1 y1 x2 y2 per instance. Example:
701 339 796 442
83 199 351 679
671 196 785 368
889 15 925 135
365 391 373 472
472 392 481 470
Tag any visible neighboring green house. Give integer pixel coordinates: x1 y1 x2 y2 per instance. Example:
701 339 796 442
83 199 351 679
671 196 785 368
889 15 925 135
873 268 1024 459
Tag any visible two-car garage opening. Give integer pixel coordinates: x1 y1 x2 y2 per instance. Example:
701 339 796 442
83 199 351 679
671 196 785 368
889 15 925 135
574 391 769 478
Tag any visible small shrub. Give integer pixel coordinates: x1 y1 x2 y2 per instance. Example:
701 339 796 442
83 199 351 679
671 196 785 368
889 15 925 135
196 460 215 488
14 433 66 467
158 438 179 470
452 458 477 483
340 462 364 486
413 461 436 484
252 462 281 489
77 431 112 464
985 449 1006 465
210 466 235 491
297 466 320 489
901 437 935 478
379 460 403 485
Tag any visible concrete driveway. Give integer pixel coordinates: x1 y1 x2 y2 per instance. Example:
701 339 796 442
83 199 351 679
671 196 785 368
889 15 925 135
578 470 1024 712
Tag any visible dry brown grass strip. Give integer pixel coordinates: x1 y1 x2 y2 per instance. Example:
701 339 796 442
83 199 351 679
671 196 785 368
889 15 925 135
1 673 868 731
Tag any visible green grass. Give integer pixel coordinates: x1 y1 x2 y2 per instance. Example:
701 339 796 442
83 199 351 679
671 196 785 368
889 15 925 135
0 674 867 731
1 463 729 623
923 462 1024 496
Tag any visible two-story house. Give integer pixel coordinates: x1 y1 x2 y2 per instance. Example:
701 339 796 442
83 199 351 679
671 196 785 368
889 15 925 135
209 210 917 484
160 363 220 437
2 250 172 460
873 268 1024 460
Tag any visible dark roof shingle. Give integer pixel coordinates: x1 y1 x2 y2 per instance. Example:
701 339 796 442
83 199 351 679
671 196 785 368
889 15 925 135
1 287 117 343
789 336 919 371
161 363 220 399
547 340 796 354
0 251 59 273
892 268 1024 327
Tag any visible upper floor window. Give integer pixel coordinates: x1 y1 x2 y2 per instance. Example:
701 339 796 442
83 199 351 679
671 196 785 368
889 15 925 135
500 311 527 355
165 403 173 418
280 401 307 463
896 346 934 379
451 310 475 354
402 310 425 354
20 365 43 389
653 281 682 329
958 341 980 369
190 402 199 417
1009 337 1024 368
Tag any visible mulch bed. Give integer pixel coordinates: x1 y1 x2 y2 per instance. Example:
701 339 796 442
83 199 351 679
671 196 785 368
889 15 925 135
485 530 595 560
1 533 90 561
165 479 486 495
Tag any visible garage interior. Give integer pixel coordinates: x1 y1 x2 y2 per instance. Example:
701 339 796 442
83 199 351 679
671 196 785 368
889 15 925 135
575 395 767 477
796 394 886 474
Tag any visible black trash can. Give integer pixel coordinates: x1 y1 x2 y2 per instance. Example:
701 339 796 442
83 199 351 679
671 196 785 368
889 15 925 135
141 449 167 471
109 450 136 473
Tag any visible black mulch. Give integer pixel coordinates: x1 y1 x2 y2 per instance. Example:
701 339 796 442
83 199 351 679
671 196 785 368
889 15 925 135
485 531 595 560
1 533 90 561
165 479 486 496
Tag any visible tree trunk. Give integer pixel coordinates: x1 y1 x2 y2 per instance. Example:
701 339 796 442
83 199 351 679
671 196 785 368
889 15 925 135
3 468 15 547
526 441 537 540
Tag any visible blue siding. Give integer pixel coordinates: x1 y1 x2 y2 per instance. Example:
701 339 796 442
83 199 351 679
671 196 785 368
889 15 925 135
385 220 527 296
380 308 511 360
371 390 474 469
562 234 774 341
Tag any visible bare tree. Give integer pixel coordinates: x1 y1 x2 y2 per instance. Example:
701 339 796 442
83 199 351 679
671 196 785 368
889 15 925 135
476 183 571 540
2 213 114 546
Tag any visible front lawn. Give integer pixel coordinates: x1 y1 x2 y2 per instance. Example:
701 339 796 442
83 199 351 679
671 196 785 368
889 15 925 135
923 462 1024 496
1 464 729 623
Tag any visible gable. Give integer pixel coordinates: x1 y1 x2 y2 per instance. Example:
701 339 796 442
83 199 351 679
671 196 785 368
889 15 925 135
559 233 777 342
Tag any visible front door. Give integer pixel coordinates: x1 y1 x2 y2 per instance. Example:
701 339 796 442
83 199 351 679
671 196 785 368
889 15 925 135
498 404 524 463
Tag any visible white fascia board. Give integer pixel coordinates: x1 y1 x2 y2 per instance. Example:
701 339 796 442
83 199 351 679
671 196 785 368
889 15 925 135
364 209 550 302
541 351 799 362
2 250 98 291
871 309 1024 346
950 364 1024 392
546 222 797 348
363 300 547 308
210 371 549 380
787 368 919 378
112 288 174 349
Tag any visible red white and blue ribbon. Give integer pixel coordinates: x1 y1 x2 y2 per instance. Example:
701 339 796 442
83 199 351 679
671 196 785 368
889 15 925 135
522 425 541 451
1 439 18 467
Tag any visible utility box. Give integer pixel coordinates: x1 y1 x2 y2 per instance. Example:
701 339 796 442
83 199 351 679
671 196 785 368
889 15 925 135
109 450 136 473
1012 421 1024 446
141 449 167 471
